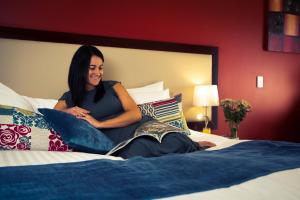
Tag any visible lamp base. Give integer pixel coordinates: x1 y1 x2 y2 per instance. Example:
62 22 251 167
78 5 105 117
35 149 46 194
202 127 211 134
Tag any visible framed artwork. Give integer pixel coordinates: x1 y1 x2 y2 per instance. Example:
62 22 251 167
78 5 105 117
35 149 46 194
266 0 300 53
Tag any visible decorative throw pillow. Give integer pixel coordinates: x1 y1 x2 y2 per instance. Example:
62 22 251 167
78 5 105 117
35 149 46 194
138 94 190 135
0 104 71 151
38 108 115 154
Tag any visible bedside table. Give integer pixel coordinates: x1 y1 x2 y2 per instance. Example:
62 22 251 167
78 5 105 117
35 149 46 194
187 121 216 132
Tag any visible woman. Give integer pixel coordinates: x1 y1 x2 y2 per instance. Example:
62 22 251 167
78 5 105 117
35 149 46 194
54 45 215 158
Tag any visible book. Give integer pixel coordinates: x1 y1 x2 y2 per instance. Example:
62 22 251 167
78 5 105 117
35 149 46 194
106 120 186 156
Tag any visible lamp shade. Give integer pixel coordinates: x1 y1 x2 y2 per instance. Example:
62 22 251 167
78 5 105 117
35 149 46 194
193 85 219 107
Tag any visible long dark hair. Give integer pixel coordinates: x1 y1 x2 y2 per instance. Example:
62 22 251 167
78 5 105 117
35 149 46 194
68 45 105 106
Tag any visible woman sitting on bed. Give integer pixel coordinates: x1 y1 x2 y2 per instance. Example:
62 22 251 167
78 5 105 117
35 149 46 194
54 45 216 158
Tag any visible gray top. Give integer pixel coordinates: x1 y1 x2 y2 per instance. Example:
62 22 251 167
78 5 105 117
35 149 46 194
59 80 123 121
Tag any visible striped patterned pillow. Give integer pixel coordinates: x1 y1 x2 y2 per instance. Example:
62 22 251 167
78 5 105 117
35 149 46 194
138 94 190 135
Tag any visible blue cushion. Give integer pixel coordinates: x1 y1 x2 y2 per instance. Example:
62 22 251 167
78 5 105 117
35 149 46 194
38 108 114 154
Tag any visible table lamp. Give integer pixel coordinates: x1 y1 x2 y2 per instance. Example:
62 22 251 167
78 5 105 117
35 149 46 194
193 85 219 133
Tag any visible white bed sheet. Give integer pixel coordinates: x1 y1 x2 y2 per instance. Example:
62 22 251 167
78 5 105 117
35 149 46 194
0 130 299 200
0 130 235 167
0 150 123 167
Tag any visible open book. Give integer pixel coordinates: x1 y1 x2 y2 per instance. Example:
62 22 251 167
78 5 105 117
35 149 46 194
106 120 187 156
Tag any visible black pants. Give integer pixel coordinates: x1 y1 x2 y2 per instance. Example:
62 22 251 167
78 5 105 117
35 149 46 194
115 132 201 159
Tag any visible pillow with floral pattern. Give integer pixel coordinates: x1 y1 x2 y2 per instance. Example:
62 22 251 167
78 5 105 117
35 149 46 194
0 104 71 151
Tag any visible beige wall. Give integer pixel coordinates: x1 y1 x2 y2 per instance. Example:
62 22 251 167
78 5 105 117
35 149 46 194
0 38 213 121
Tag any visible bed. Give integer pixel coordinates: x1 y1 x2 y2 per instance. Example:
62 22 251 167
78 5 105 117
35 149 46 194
0 133 299 200
0 26 300 199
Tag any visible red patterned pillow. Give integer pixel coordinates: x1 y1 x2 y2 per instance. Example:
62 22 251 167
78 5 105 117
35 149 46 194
0 124 31 150
0 104 71 151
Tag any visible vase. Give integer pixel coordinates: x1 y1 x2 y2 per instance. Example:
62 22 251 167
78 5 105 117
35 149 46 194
229 122 239 139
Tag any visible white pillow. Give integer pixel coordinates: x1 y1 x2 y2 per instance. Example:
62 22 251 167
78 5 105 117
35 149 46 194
22 96 58 113
128 89 170 104
127 81 164 93
188 130 235 150
0 82 34 111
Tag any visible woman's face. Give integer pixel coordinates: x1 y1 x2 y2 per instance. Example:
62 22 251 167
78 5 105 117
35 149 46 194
86 55 104 91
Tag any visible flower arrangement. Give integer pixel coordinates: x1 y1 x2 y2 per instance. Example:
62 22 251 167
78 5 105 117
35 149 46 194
220 98 251 139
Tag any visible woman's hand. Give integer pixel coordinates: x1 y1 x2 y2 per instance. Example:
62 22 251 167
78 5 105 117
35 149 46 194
77 113 101 128
54 101 90 117
54 100 98 127
65 106 90 117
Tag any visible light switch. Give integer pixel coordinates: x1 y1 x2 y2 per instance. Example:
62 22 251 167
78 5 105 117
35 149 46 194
256 76 264 88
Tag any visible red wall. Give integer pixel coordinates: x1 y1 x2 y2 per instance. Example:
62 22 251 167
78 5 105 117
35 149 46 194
1 0 299 141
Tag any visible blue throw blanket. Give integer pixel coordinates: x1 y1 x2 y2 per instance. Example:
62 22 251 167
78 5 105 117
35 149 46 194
1 140 300 199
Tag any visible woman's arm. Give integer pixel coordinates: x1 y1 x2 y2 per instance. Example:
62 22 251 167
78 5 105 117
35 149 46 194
78 83 142 128
100 83 142 128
